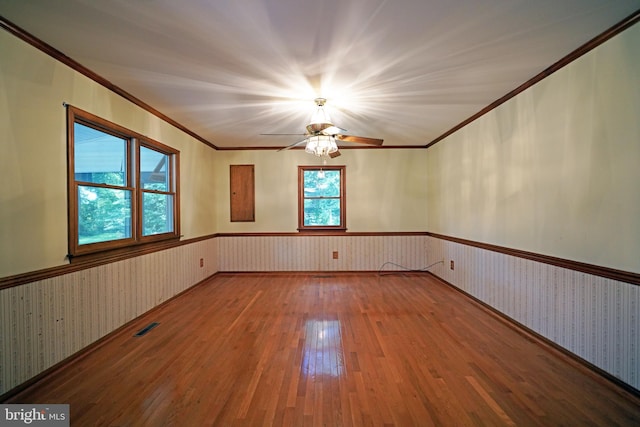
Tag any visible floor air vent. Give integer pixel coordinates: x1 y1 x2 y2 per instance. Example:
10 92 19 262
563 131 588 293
134 322 159 337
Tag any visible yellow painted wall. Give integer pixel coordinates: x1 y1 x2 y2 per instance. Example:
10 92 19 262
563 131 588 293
1 31 217 277
213 149 428 233
426 23 640 273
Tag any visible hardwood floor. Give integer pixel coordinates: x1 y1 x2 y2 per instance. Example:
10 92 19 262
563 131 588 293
5 273 640 426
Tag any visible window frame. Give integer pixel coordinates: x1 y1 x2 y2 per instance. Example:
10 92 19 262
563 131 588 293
67 106 180 259
297 165 346 231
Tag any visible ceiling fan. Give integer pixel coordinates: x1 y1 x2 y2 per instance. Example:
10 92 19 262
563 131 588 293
263 98 383 158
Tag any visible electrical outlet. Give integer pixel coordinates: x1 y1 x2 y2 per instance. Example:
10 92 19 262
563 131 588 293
450 260 454 270
200 258 204 268
332 251 339 259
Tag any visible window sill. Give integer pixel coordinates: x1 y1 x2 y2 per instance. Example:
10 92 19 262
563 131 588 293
297 228 348 234
68 237 182 266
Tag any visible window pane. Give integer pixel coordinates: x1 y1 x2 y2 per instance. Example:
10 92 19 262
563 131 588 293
142 192 174 236
304 198 341 226
140 146 169 191
77 185 132 244
74 123 127 186
303 170 340 197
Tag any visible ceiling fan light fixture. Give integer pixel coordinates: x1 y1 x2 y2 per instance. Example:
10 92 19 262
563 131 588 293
305 135 338 157
272 97 382 154
306 98 333 133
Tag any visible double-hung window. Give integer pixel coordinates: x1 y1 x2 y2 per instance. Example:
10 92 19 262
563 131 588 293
298 165 346 231
67 106 179 257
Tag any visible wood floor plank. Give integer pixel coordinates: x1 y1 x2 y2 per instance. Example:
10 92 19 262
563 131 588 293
4 273 640 426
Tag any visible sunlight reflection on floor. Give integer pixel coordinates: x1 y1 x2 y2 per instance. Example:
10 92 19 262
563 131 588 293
301 318 344 378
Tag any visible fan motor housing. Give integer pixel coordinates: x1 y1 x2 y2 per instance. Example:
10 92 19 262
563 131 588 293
306 122 333 133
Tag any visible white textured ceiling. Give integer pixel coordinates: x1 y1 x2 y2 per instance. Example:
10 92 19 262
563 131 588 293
1 0 638 149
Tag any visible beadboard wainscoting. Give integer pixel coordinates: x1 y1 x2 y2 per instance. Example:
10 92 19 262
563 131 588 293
426 234 640 391
216 233 429 272
0 238 218 396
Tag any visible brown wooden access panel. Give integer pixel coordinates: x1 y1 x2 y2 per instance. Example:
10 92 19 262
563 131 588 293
229 164 255 222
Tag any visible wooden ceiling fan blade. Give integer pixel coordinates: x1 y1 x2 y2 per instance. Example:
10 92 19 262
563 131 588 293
329 150 341 158
336 135 384 146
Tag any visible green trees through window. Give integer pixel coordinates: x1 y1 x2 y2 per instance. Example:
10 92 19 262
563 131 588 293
298 166 346 230
77 184 131 244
